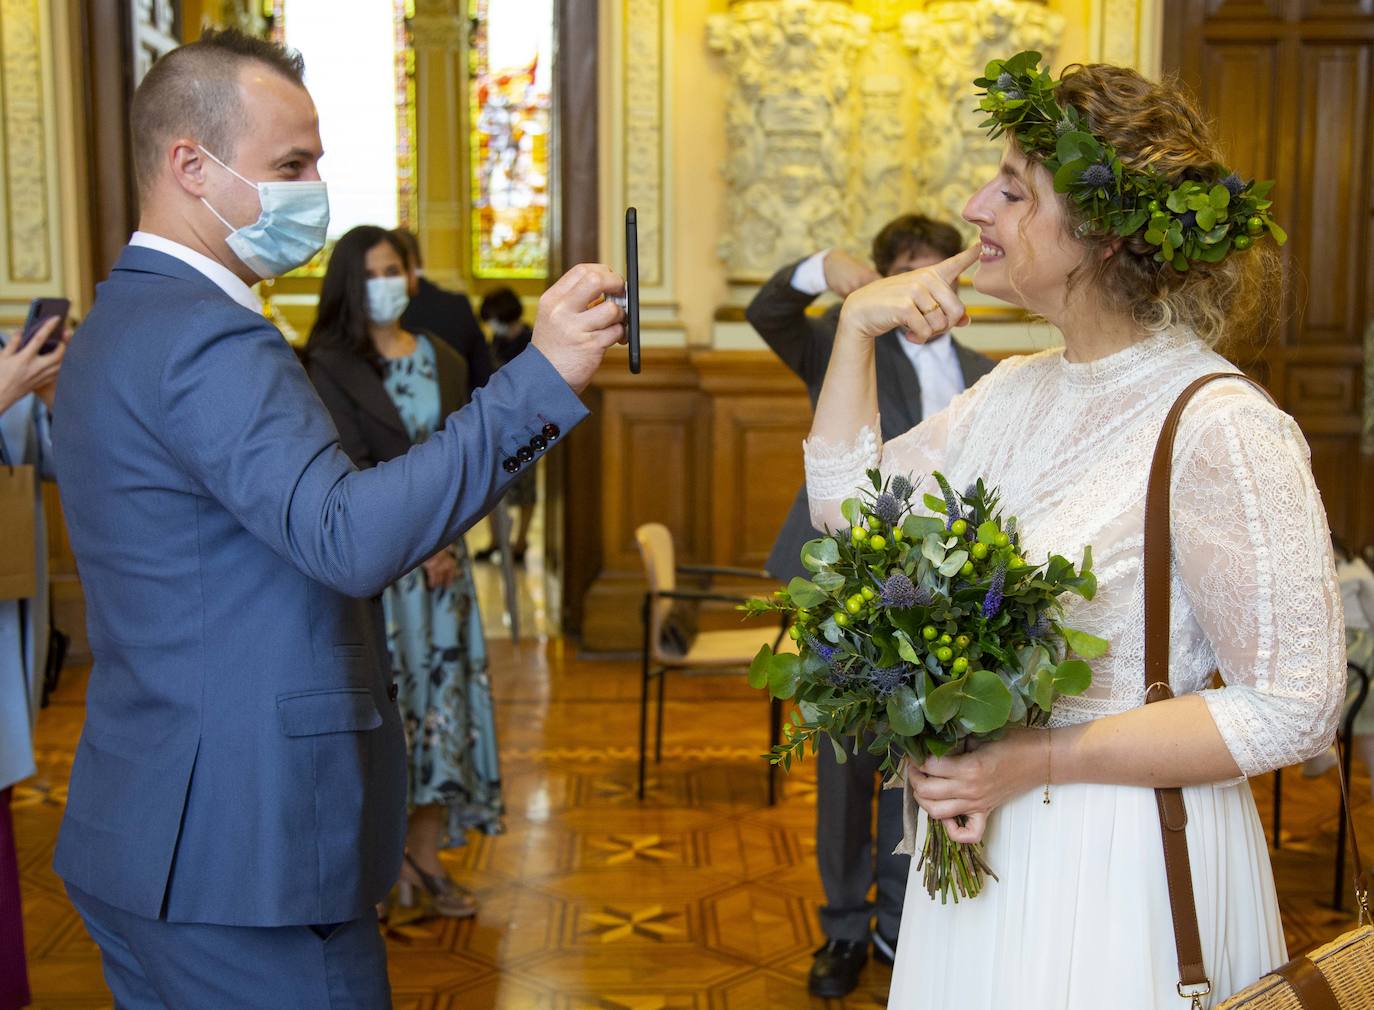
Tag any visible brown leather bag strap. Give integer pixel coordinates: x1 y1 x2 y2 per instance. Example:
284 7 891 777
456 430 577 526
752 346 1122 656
1144 372 1275 1000
1335 733 1371 918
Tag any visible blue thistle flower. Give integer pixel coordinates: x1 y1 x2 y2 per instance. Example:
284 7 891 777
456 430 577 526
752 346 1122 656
1027 613 1052 639
1180 210 1198 231
866 663 909 699
880 571 918 609
982 560 1008 619
1007 516 1019 549
933 472 961 530
1054 116 1074 136
913 585 933 607
996 72 1015 91
874 492 902 527
890 475 914 502
1004 88 1024 101
1221 173 1245 198
1079 163 1114 189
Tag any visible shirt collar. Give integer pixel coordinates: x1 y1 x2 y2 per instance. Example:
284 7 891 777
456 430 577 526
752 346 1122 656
129 231 262 315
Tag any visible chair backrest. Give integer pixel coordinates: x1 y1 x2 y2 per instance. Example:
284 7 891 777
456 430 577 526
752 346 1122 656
635 523 676 655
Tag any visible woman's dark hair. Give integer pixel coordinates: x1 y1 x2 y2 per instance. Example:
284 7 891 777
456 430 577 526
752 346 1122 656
479 286 524 325
305 225 407 366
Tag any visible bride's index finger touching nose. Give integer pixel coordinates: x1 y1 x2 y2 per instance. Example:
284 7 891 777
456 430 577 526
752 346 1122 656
933 242 983 285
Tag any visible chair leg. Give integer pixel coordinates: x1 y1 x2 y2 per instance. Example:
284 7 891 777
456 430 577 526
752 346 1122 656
655 665 667 763
1271 768 1282 850
639 599 653 801
768 697 782 806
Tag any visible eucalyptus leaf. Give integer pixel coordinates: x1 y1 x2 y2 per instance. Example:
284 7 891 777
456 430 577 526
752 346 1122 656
841 498 862 527
787 577 828 609
748 644 772 689
801 538 840 572
956 669 1014 733
938 550 969 577
1052 659 1093 696
813 571 847 593
904 515 945 541
886 685 925 736
924 676 964 726
922 534 947 565
768 652 801 700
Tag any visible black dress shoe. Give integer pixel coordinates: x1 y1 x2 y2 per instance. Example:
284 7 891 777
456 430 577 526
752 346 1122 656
808 938 868 998
871 927 898 967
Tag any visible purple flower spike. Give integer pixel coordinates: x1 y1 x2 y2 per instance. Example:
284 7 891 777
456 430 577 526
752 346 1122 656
1027 613 1052 639
805 634 839 666
933 472 961 530
981 561 1007 619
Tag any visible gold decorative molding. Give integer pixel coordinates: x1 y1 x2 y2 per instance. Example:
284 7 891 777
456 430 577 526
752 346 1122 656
0 0 52 285
623 0 664 289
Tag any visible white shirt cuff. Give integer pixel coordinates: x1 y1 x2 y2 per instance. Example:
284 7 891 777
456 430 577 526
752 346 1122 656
790 250 830 297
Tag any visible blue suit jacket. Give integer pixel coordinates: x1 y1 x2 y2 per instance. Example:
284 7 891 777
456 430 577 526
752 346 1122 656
52 246 586 926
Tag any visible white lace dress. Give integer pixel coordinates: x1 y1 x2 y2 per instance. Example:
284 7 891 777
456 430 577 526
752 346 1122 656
803 330 1346 1009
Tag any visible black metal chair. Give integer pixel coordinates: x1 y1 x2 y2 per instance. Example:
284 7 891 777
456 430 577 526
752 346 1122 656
634 522 791 804
1270 660 1369 910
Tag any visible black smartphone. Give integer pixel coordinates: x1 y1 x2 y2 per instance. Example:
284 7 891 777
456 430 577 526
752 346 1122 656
19 297 69 354
625 207 640 374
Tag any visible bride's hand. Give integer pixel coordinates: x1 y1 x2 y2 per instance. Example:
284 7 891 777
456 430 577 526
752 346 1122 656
908 728 1042 843
836 244 980 344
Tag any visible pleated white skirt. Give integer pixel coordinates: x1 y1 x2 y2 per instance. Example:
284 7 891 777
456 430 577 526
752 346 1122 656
887 780 1287 1009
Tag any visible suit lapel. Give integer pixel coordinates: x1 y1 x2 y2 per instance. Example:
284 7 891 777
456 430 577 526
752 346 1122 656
875 331 922 438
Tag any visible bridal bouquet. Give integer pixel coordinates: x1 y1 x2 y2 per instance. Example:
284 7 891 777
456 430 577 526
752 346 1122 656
744 470 1106 902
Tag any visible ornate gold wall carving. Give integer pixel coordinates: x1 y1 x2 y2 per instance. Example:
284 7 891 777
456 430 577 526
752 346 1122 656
707 0 871 282
707 0 1063 278
0 0 52 285
902 0 1065 240
624 0 665 289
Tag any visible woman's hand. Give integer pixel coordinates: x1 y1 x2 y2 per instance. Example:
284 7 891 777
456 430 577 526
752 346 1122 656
836 244 980 344
0 317 64 414
421 549 458 590
909 728 1044 844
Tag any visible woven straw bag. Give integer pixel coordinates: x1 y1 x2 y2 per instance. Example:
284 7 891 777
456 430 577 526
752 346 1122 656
1147 374 1374 1010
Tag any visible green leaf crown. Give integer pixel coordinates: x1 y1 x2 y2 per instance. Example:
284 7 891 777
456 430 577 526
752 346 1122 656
974 51 1286 272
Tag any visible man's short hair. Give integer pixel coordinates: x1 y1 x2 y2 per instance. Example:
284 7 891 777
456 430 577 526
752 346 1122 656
391 227 423 270
871 214 964 274
130 28 306 199
479 287 524 325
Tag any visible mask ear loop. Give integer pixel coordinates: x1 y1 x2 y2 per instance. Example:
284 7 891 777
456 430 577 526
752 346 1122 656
197 145 262 234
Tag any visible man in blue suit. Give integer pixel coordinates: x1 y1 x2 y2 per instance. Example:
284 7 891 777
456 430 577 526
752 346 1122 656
52 29 624 1008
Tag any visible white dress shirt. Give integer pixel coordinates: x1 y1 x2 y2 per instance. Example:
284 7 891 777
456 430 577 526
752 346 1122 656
790 249 966 421
129 231 262 315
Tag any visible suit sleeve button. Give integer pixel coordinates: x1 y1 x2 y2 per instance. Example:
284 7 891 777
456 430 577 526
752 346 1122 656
529 434 547 452
502 457 520 473
541 422 560 441
517 446 535 463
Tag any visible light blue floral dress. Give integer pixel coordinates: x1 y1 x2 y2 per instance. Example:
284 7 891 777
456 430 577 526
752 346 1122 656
382 335 503 844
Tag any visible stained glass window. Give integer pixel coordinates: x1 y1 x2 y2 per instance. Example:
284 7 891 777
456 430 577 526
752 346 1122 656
272 0 416 242
469 0 553 278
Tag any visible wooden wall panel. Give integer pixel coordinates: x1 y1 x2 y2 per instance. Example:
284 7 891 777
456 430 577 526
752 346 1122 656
1293 44 1371 346
1201 44 1280 175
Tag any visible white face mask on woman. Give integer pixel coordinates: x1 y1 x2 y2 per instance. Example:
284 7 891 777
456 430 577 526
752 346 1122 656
365 275 410 325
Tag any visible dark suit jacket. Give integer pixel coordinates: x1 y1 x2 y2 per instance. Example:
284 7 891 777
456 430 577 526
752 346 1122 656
51 245 583 926
306 334 471 469
745 258 996 583
400 277 493 394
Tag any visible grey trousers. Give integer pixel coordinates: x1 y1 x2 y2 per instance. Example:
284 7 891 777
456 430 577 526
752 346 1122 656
816 735 909 943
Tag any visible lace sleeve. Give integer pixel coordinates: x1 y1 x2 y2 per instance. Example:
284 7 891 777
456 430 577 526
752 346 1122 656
1172 386 1346 777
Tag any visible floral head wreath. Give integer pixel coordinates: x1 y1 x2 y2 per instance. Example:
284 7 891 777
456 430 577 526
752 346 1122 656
974 51 1286 272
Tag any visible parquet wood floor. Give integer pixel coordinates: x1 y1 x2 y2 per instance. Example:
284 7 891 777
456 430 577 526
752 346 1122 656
14 639 1373 1009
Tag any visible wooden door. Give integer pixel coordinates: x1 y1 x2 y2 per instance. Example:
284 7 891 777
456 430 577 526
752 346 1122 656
1164 0 1374 554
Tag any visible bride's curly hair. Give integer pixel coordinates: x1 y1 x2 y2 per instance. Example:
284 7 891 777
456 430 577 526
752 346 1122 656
1016 63 1283 352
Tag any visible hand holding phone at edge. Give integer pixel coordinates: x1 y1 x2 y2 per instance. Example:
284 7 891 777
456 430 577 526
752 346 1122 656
531 263 626 395
0 316 66 415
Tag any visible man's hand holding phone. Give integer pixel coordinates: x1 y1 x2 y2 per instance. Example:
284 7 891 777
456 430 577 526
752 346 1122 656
531 263 627 395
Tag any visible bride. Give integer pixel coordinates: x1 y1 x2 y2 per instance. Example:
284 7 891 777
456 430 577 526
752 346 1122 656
803 55 1346 1008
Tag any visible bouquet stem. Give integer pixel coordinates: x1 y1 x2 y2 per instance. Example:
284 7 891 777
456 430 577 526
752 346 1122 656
916 815 998 903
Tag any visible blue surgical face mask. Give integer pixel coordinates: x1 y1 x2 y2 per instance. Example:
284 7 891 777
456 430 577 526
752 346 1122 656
198 145 330 279
366 275 410 325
